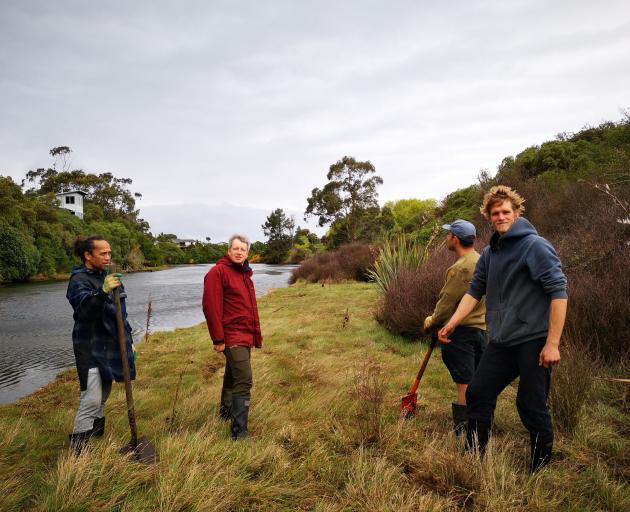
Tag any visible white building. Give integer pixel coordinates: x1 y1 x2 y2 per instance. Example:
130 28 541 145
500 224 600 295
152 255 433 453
173 238 196 248
56 190 86 219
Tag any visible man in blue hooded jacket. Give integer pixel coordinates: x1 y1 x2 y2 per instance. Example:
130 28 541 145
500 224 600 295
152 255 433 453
439 186 567 473
66 235 136 453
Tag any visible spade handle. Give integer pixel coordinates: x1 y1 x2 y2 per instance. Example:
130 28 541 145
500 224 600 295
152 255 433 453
408 332 438 395
113 285 138 447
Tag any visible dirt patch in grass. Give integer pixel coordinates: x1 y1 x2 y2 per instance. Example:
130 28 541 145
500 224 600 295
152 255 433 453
200 359 224 382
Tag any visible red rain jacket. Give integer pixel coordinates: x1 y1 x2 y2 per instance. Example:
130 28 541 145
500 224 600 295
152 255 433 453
202 256 262 348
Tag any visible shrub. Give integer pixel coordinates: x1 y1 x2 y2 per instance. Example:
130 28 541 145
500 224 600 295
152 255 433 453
375 246 452 338
289 243 377 283
0 222 40 282
367 235 428 294
549 335 597 434
336 243 379 281
515 178 630 361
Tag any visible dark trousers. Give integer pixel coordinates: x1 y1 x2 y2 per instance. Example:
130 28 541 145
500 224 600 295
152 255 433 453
466 338 553 440
221 346 252 407
441 326 487 384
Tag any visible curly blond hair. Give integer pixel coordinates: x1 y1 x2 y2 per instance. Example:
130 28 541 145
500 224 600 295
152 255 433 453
480 185 525 219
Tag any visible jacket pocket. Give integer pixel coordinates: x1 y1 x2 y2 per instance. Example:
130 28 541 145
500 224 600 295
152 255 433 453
226 315 248 328
485 309 499 342
500 306 529 342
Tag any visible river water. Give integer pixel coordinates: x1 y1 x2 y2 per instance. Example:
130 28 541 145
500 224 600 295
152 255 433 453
0 263 295 404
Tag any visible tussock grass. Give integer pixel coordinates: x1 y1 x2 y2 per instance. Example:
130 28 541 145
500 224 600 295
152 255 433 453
1 283 628 511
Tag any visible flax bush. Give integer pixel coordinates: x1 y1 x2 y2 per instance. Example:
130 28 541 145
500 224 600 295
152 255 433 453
366 234 429 294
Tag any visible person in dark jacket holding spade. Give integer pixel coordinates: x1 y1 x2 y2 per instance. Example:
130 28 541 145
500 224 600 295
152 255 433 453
203 234 263 440
66 236 136 454
439 186 567 473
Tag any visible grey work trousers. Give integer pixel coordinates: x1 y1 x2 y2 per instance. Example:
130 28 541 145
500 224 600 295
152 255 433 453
220 346 253 407
73 367 112 434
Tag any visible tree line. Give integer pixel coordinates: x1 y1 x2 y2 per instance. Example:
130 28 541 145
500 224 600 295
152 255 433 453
0 147 249 282
264 115 630 263
2 114 629 282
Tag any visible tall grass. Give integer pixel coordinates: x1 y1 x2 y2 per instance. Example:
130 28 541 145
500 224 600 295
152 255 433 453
1 283 628 511
366 234 431 294
549 336 598 434
353 361 386 445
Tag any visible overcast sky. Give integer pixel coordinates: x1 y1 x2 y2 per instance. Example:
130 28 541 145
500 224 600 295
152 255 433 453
1 1 629 240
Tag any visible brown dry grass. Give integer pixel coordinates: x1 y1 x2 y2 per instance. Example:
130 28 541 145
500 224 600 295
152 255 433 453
0 283 628 511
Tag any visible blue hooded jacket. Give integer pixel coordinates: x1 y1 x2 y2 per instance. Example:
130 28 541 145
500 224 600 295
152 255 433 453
66 265 136 390
468 217 567 346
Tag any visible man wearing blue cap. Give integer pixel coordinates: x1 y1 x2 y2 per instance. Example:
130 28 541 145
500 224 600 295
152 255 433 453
423 219 487 435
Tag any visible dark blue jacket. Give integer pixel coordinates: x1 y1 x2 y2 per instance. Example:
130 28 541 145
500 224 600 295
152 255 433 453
468 217 567 346
66 265 135 390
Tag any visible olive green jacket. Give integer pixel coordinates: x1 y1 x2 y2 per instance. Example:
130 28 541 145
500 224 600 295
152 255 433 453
431 251 486 330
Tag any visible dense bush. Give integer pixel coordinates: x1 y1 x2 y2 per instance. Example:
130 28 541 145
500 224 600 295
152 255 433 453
0 221 40 281
513 178 630 361
375 246 452 338
376 180 629 359
289 243 377 283
373 224 491 339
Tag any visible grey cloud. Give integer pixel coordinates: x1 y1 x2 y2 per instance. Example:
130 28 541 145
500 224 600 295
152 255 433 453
139 202 324 242
1 0 629 236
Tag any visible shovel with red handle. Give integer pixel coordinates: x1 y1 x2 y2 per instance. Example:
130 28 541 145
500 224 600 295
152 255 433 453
401 331 438 419
111 269 158 464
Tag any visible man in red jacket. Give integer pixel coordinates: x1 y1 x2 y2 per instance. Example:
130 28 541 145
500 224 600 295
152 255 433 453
202 234 262 439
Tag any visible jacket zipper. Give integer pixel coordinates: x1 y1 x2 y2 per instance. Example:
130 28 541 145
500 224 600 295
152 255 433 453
242 275 257 336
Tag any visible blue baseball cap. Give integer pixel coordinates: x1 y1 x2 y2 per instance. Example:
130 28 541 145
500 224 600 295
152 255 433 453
442 219 476 242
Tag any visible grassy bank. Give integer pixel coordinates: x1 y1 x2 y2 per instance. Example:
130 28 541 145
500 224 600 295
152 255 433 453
16 264 175 285
1 283 628 511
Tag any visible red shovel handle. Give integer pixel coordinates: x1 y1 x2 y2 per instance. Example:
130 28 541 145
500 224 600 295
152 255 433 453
408 332 438 395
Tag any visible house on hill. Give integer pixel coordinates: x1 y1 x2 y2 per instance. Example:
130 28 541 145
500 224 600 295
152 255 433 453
56 190 86 219
173 238 196 248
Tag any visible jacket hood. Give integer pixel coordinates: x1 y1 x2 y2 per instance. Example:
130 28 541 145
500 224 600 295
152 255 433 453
71 264 106 276
215 255 252 273
490 217 538 250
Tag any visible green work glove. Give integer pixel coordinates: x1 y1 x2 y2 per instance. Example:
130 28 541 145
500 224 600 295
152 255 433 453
102 273 123 294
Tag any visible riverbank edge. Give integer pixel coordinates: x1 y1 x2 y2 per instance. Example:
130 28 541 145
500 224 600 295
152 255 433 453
0 270 292 406
2 261 297 286
9 264 175 285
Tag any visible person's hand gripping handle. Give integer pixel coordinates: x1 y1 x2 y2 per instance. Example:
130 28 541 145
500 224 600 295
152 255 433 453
103 273 123 294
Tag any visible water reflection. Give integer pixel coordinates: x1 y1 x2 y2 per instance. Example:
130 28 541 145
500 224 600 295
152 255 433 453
0 263 294 404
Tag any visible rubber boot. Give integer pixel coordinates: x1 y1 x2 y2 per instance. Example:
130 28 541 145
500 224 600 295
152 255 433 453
92 416 105 437
530 433 553 473
452 402 467 437
231 397 249 440
219 404 231 422
69 431 92 455
465 419 491 454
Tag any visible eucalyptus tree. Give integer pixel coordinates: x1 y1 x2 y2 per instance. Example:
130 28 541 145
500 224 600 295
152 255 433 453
305 156 383 244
